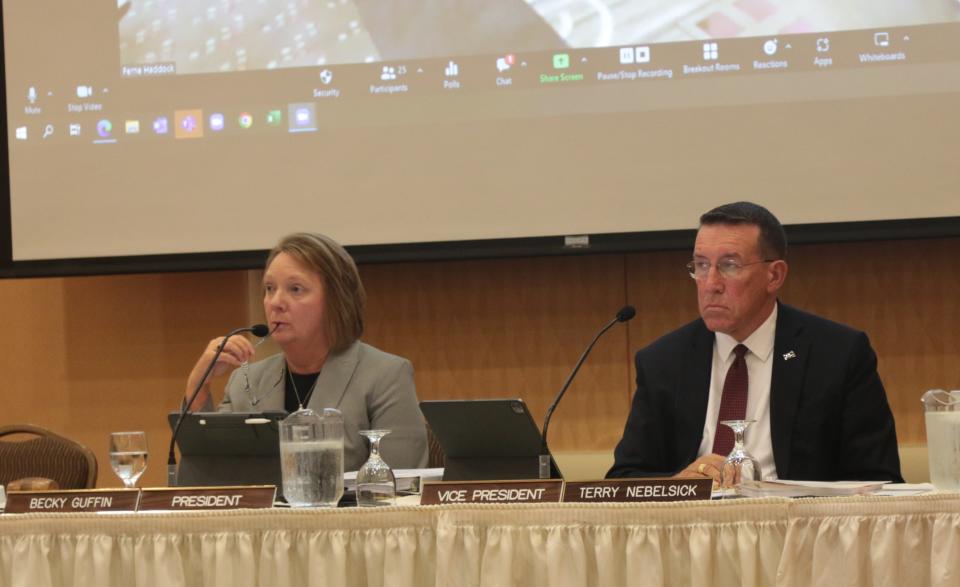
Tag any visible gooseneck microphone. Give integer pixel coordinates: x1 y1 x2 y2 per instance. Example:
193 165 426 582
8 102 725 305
539 306 636 479
167 324 270 486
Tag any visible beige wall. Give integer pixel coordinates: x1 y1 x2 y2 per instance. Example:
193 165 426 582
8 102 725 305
3 236 957 488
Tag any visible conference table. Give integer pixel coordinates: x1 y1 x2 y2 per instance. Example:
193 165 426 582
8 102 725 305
1 492 958 586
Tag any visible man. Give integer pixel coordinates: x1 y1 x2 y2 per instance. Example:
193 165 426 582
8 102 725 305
608 202 903 483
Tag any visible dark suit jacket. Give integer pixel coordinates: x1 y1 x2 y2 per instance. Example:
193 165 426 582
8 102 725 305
608 303 903 482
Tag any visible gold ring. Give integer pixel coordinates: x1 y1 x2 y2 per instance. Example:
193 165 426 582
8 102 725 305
697 463 707 474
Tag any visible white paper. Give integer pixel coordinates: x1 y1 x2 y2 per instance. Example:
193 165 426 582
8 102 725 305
737 479 889 498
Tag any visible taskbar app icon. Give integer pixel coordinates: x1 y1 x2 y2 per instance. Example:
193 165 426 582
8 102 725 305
174 109 204 139
288 103 317 133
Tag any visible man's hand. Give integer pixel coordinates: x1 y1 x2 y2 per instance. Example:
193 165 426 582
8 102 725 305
674 454 727 485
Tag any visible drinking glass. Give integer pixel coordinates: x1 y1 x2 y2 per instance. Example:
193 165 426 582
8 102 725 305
718 420 760 494
356 430 395 507
109 431 148 488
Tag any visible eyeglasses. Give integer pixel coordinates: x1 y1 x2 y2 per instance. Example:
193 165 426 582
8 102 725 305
686 258 776 280
242 336 270 405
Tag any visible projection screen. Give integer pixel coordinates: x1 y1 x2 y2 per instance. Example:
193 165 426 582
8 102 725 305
3 0 959 275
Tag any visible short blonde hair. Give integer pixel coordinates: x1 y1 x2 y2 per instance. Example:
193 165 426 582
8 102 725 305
265 233 365 353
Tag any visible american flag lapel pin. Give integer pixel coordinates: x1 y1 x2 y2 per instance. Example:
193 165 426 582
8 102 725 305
783 350 797 361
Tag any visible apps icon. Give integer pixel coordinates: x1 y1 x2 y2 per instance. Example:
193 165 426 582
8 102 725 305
319 69 333 84
125 120 140 134
96 119 113 138
15 126 27 140
153 116 169 134
703 42 719 60
238 112 254 129
174 109 204 139
553 53 570 69
69 123 81 136
496 54 515 72
287 102 317 133
816 37 830 52
209 112 225 131
266 109 283 126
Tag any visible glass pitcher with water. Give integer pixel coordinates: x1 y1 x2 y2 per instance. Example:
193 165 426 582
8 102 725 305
922 389 960 491
279 408 344 506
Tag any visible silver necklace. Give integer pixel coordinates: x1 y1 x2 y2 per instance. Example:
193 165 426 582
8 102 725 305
286 364 315 410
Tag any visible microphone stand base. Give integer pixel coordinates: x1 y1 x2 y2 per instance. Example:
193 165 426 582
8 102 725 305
538 454 552 480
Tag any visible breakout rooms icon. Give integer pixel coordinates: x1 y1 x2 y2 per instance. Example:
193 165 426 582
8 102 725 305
703 42 719 60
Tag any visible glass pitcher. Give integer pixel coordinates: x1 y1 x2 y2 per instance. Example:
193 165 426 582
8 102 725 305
921 389 960 491
279 408 344 507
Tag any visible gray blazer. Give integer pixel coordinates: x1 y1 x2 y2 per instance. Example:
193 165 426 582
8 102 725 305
209 341 428 472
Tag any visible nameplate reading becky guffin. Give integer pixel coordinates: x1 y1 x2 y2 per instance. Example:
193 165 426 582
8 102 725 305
5 488 140 513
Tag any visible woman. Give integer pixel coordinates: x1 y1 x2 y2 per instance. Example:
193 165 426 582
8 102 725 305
185 233 428 472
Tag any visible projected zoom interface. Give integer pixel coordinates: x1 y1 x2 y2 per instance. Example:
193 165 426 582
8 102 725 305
114 0 960 75
10 21 960 148
7 0 960 149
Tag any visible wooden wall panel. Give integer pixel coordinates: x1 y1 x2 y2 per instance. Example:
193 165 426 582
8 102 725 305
360 255 632 451
2 271 249 489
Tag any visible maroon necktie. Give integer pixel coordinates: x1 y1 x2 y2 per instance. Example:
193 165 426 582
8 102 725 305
712 344 749 456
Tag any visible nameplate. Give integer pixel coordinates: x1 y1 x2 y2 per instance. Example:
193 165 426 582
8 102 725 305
4 489 140 513
562 478 712 503
138 486 276 511
421 479 563 505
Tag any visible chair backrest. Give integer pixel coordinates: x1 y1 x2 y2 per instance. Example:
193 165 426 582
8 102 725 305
426 424 445 469
0 425 98 489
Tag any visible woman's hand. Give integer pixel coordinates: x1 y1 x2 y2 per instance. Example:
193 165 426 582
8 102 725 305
183 335 257 410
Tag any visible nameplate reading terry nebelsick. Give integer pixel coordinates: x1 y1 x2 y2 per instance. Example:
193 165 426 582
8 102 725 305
420 479 563 505
138 486 276 511
562 478 712 503
4 489 140 513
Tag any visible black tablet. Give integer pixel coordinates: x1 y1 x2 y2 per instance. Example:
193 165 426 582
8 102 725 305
419 399 562 481
167 411 287 487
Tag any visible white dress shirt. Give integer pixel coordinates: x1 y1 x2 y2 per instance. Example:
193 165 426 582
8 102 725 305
697 304 779 480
